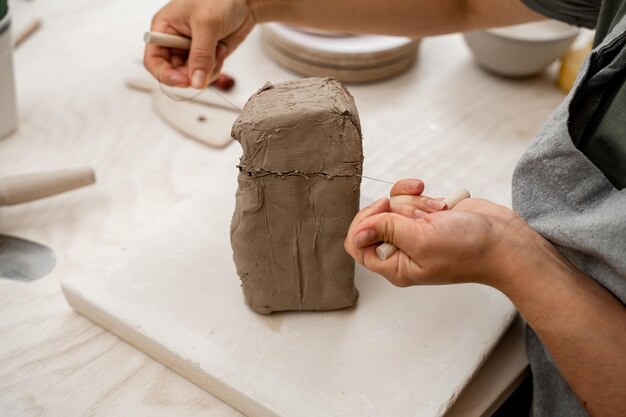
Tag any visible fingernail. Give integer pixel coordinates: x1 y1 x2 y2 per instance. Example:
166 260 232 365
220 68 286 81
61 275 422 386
355 229 376 247
191 70 207 89
169 72 188 87
408 180 422 190
426 199 446 211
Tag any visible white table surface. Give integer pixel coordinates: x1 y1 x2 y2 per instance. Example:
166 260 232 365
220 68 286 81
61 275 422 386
0 0 567 415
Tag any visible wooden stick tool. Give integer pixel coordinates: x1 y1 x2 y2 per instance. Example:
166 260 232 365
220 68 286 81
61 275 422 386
0 167 96 206
144 31 191 50
14 18 42 49
376 188 471 260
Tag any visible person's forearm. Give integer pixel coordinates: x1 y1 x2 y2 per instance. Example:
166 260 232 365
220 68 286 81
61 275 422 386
248 0 545 38
495 233 626 417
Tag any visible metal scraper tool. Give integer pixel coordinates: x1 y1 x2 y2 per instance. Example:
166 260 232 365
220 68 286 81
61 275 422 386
0 234 56 281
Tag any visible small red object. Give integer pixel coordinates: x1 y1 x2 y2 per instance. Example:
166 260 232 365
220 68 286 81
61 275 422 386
211 73 236 91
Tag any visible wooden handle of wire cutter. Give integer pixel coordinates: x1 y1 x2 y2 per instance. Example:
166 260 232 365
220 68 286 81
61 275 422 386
144 31 191 50
375 188 471 260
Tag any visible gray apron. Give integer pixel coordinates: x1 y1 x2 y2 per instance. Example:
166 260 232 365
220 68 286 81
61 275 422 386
512 16 626 417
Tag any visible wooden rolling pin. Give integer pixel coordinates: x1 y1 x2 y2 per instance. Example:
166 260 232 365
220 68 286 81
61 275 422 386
376 188 471 260
0 167 96 206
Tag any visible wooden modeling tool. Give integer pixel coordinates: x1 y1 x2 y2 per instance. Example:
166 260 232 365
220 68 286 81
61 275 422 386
13 18 42 48
126 76 238 148
153 91 236 148
376 188 471 260
0 234 55 281
0 167 96 206
144 31 191 50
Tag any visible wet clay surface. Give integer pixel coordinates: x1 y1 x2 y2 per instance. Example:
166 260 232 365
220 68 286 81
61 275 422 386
230 77 363 314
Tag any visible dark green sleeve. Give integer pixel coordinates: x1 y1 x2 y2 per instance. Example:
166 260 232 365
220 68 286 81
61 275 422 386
0 0 8 21
521 0 601 28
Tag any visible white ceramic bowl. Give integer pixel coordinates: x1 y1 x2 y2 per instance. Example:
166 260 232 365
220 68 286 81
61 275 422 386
463 20 579 78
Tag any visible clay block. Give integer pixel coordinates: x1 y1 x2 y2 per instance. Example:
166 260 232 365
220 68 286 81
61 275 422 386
230 77 363 314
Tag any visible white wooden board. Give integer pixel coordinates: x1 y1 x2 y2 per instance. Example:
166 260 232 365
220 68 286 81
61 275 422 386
62 173 516 417
2 0 566 414
446 316 528 417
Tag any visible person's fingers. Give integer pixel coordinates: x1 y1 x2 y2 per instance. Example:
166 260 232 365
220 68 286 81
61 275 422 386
344 198 390 262
209 16 255 81
219 14 256 60
390 179 424 197
351 198 391 229
389 194 447 218
143 44 170 82
144 14 192 87
144 45 190 87
210 43 228 82
170 53 186 68
161 66 191 87
188 18 219 89
352 212 425 287
352 212 416 249
390 195 429 218
360 245 420 287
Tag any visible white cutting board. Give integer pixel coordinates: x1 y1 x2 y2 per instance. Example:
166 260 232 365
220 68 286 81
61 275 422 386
62 173 515 417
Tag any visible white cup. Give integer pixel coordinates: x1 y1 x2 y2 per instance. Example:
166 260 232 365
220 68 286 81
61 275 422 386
0 11 18 139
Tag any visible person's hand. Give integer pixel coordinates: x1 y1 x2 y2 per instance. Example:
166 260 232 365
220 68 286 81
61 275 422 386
386 178 448 217
144 0 256 88
344 179 537 288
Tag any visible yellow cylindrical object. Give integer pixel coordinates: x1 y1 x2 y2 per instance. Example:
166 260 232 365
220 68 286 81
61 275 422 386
558 41 593 93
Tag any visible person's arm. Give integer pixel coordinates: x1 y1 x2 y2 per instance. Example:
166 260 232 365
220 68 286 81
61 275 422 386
144 0 545 88
498 233 626 417
251 0 544 37
344 180 626 417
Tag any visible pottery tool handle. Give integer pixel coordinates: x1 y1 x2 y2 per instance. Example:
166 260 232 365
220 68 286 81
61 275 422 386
0 167 96 206
376 188 471 261
144 31 191 50
14 18 42 49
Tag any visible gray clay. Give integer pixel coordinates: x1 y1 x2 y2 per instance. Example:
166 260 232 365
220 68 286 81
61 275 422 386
230 77 363 314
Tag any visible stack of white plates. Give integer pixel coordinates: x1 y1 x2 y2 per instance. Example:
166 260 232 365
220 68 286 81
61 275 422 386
262 23 420 83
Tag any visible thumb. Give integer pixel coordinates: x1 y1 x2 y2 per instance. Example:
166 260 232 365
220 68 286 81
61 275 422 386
353 212 425 286
354 212 417 252
188 21 219 89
